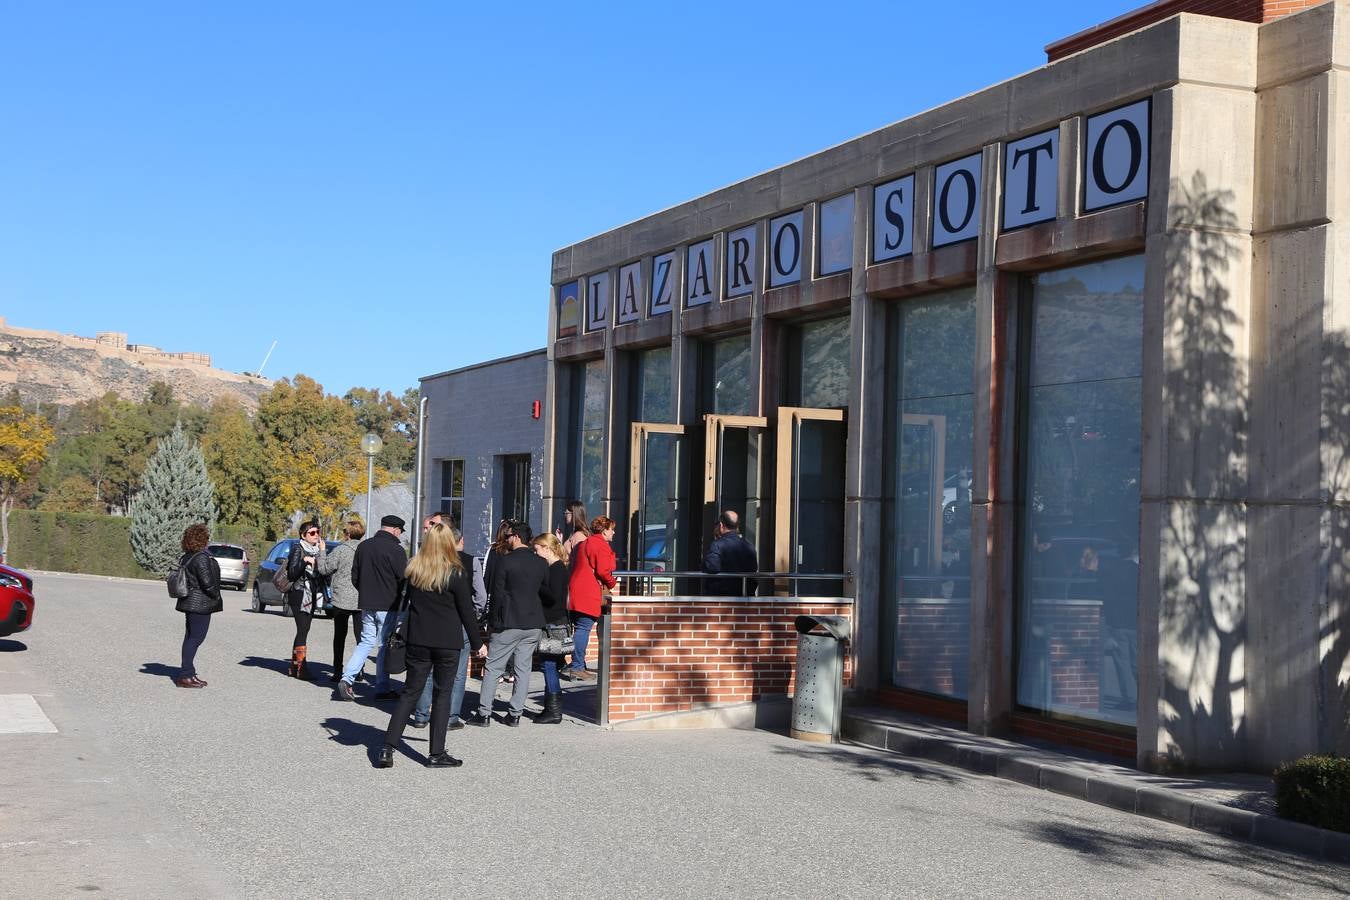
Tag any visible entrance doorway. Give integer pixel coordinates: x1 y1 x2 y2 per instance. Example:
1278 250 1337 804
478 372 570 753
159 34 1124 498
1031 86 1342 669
628 423 685 573
500 454 531 525
703 415 768 563
774 408 846 579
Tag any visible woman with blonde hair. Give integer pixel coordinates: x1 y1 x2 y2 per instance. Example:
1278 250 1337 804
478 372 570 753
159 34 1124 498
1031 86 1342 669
531 532 570 724
378 523 486 769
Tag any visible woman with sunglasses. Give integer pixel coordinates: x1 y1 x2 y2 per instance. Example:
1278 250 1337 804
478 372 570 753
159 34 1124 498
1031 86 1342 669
284 520 329 679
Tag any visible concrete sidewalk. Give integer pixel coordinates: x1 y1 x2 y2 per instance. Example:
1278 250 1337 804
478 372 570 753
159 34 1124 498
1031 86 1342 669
844 707 1350 864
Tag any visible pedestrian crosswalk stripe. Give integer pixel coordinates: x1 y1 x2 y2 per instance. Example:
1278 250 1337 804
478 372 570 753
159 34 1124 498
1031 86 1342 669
0 694 58 734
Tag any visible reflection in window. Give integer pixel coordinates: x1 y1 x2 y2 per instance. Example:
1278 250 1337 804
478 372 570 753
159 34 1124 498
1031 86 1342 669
636 347 673 423
578 360 606 515
798 316 850 409
704 334 752 415
887 288 976 699
1017 255 1143 728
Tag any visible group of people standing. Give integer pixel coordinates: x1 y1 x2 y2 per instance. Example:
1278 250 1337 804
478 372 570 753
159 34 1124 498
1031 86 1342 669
170 499 622 769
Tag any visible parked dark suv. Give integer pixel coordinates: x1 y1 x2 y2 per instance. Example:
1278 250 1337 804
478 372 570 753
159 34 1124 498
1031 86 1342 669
250 539 340 616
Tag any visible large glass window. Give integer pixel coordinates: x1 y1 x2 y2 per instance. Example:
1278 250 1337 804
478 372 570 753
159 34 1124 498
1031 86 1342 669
702 334 752 415
1017 255 1143 728
635 347 673 423
886 287 976 699
793 316 851 409
578 360 607 515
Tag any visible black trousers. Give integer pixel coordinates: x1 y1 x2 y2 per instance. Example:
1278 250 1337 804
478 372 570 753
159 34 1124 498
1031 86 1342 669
385 644 462 757
331 608 358 668
287 597 312 650
181 612 211 677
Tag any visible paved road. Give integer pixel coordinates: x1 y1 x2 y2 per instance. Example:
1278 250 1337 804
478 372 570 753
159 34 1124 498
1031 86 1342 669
2 572 1346 899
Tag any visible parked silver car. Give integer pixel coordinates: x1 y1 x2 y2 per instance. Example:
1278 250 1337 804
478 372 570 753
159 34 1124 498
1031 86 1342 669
251 539 339 616
207 543 250 591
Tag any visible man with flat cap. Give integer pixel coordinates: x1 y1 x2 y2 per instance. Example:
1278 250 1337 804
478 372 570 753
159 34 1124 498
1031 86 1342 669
336 514 408 701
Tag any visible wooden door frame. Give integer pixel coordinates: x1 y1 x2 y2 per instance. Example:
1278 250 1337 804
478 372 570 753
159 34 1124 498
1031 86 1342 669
773 407 846 574
628 422 685 572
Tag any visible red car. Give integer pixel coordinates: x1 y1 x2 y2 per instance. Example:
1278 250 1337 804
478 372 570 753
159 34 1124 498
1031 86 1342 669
0 563 34 637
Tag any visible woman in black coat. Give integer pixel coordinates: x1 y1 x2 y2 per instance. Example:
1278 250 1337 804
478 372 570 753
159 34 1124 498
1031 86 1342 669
175 523 223 688
531 532 569 724
379 523 486 769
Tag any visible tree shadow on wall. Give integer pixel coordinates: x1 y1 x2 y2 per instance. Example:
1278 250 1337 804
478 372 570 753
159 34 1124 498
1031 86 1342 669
1319 332 1350 755
1157 173 1248 768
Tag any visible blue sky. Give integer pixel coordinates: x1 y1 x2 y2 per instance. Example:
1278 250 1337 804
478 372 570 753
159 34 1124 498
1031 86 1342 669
1 1 1129 398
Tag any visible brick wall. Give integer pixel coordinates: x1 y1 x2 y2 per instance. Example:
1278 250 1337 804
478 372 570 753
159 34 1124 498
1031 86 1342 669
1045 0 1325 61
603 599 853 723
1028 601 1102 713
893 600 969 699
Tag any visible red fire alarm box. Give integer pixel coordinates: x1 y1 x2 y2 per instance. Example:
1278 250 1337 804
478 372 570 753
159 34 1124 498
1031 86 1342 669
531 400 541 419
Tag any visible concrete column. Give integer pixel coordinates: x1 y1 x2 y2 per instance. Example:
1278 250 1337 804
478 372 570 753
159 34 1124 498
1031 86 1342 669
848 185 884 691
969 142 1015 736
1247 0 1350 766
1142 67 1258 770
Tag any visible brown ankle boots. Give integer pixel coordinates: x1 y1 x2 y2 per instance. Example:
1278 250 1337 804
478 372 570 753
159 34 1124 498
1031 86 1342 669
288 645 309 679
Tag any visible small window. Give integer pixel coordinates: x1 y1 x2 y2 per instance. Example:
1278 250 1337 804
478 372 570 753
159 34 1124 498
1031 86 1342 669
441 459 465 528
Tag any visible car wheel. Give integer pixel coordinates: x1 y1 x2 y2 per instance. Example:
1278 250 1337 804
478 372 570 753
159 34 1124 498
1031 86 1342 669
943 503 958 526
251 586 263 612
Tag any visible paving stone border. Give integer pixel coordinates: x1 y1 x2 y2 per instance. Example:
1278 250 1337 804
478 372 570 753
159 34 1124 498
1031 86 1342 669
843 711 1350 864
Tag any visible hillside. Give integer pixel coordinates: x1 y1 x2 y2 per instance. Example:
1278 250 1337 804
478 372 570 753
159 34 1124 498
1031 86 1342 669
0 323 270 409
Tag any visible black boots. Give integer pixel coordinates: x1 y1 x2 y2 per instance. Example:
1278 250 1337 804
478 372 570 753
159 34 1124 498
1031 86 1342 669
534 692 563 725
375 747 394 768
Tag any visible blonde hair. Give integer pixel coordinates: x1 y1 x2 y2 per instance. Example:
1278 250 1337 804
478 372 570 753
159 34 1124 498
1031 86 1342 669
532 532 568 565
405 522 464 591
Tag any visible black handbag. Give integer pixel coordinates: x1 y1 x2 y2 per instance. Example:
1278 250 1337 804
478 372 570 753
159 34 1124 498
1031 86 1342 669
383 588 410 675
538 623 574 656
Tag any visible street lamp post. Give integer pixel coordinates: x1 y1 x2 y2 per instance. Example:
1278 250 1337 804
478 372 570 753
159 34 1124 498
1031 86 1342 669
360 432 383 528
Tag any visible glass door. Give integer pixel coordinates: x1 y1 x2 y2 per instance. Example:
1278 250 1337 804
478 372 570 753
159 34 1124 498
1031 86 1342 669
774 408 846 581
703 415 768 564
628 423 685 576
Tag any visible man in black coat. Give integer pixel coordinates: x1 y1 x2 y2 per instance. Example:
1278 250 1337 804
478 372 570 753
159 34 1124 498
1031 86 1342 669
336 514 408 701
702 509 758 596
467 520 548 727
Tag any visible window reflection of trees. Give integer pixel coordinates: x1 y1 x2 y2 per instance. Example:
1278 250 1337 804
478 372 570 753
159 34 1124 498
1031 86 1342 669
800 317 851 409
579 360 606 514
712 335 751 415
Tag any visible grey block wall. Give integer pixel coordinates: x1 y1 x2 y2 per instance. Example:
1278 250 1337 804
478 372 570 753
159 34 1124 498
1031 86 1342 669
418 349 547 555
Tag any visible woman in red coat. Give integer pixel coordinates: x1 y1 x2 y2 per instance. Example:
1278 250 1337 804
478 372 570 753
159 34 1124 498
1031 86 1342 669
566 516 617 680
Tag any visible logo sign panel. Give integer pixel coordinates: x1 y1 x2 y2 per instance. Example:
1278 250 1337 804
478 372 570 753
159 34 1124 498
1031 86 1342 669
1003 128 1058 230
1084 100 1150 212
556 281 579 338
818 193 854 275
650 252 675 316
585 271 610 333
873 175 914 263
932 154 982 248
616 262 642 326
768 211 803 288
725 225 756 298
686 239 715 308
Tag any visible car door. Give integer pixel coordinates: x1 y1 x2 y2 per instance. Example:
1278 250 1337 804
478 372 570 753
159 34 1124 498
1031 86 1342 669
258 542 289 604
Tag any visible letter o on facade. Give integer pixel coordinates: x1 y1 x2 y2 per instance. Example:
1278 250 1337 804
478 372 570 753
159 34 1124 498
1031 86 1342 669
769 211 803 287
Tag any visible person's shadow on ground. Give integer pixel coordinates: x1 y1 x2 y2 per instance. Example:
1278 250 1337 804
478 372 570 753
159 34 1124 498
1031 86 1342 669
238 655 292 676
321 716 421 766
139 662 178 680
0 639 27 652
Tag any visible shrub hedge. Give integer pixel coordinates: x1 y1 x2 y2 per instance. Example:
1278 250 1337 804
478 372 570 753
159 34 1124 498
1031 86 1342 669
1274 754 1350 834
4 509 274 586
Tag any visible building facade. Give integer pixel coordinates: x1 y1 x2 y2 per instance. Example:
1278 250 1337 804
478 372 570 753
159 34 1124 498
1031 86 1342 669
544 2 1350 770
419 349 547 555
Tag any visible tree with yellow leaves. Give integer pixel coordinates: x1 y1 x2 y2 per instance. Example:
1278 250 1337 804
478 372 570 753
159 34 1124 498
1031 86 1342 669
0 406 56 559
256 375 390 534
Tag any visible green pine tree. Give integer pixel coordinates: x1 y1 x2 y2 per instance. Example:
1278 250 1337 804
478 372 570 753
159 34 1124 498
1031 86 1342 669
130 422 217 576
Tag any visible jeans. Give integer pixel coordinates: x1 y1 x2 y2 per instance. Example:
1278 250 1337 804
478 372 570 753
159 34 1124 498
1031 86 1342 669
569 613 596 672
181 612 211 678
341 610 397 691
542 656 561 694
477 628 540 717
385 644 461 757
415 626 469 724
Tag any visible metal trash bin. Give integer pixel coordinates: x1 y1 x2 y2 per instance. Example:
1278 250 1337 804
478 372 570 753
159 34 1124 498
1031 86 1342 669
790 614 850 743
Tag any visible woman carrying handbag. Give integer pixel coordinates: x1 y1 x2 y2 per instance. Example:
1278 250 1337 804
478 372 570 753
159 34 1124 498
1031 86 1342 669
531 533 571 724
